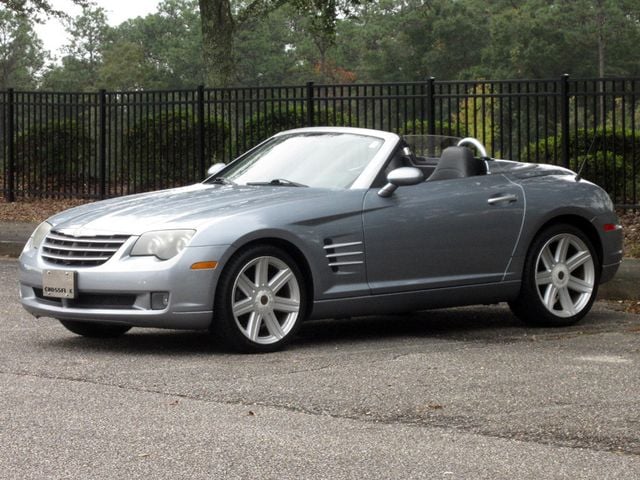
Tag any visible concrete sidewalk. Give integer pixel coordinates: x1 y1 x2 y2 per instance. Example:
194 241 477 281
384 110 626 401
1 221 638 300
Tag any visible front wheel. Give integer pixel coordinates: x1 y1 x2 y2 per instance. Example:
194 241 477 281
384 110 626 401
509 224 599 327
59 320 131 338
212 245 307 353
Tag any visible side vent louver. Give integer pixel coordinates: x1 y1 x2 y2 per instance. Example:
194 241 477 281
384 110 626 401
323 240 364 272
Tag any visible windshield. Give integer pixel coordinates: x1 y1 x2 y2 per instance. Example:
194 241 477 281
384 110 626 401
211 132 385 188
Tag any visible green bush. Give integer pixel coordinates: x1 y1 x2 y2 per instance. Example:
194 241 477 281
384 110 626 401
395 119 468 137
124 111 229 190
243 106 351 145
527 128 640 204
14 120 95 193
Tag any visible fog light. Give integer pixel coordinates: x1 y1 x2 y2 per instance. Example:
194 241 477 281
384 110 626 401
151 292 170 310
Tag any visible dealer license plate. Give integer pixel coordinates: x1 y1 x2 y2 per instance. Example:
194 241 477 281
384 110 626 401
42 270 77 299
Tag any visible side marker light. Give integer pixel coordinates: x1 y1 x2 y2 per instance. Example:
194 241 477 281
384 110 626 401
191 261 218 270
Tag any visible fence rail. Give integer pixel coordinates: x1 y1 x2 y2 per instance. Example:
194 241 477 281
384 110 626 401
1 76 639 208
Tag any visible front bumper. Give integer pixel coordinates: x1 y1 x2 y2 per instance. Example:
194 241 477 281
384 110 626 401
19 242 230 330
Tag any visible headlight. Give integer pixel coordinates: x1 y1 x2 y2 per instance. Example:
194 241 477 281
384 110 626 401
24 221 52 252
130 230 195 260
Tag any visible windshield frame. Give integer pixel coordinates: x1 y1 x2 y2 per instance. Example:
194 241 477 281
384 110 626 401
203 127 401 190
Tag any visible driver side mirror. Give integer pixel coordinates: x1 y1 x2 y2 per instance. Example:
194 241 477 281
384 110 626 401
207 162 226 177
378 167 424 197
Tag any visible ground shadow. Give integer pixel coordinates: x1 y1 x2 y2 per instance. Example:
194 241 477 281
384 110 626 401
41 304 621 356
295 306 523 347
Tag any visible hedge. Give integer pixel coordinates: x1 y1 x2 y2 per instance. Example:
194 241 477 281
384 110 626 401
124 111 229 190
395 119 468 137
243 106 351 144
14 120 94 193
527 127 640 203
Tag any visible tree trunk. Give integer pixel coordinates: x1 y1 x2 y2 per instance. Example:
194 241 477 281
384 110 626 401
597 34 605 78
198 0 236 87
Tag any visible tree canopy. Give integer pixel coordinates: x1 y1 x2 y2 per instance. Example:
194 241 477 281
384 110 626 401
0 7 45 89
1 0 639 90
2 0 91 21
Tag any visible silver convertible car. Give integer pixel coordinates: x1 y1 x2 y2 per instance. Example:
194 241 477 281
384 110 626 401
19 127 623 352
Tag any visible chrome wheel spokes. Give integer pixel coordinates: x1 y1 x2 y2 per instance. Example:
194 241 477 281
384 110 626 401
534 233 595 318
231 256 301 345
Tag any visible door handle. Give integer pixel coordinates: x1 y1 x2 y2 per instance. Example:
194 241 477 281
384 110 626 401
488 194 518 205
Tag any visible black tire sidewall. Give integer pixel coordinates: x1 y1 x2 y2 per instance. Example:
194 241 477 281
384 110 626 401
511 224 600 327
212 245 307 353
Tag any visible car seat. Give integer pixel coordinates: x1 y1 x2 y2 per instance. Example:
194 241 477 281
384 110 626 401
427 146 487 181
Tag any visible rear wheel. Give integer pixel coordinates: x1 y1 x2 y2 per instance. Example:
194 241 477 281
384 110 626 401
212 245 307 353
59 320 131 338
509 224 599 327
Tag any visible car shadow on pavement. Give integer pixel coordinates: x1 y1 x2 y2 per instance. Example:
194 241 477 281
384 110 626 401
293 305 635 349
296 306 524 347
43 329 228 356
41 306 521 356
40 305 629 355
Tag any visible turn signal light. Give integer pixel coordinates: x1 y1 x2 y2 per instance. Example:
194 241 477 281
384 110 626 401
191 261 218 270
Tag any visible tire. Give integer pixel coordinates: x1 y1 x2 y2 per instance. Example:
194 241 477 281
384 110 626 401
59 320 131 338
509 224 600 327
212 245 307 353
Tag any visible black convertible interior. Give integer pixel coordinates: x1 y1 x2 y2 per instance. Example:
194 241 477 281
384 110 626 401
381 144 488 184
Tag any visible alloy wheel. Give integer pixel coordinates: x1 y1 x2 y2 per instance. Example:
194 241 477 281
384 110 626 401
534 233 595 318
231 255 301 345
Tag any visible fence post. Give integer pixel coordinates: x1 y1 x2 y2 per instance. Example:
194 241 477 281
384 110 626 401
306 82 314 127
6 88 15 202
197 85 206 176
560 74 570 168
426 77 436 135
98 89 106 199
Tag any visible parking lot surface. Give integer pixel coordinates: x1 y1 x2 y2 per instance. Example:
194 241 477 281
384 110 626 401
1 259 639 479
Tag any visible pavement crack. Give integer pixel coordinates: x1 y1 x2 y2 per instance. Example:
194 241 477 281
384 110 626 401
2 368 639 458
282 363 335 375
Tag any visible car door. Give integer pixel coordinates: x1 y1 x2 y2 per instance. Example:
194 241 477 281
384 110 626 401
362 174 524 293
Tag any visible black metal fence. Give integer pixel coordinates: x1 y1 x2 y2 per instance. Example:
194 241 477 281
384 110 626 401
1 76 639 207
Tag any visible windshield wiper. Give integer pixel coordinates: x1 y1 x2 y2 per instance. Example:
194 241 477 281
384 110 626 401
246 178 308 187
209 177 235 185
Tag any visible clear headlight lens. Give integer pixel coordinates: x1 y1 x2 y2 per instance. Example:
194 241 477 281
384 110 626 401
130 230 195 260
24 221 52 251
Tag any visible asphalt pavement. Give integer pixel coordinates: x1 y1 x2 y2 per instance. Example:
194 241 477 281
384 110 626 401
1 259 639 479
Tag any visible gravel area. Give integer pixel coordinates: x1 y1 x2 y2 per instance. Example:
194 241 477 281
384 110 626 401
604 299 640 315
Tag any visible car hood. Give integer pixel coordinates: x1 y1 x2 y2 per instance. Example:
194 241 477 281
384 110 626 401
48 183 341 235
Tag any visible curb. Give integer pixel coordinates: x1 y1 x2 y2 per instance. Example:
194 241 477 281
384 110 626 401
597 258 640 301
0 241 24 258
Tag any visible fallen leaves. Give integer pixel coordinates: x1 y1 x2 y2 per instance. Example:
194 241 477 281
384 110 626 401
618 209 640 258
0 198 89 223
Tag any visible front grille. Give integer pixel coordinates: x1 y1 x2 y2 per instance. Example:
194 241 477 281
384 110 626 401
42 231 130 267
